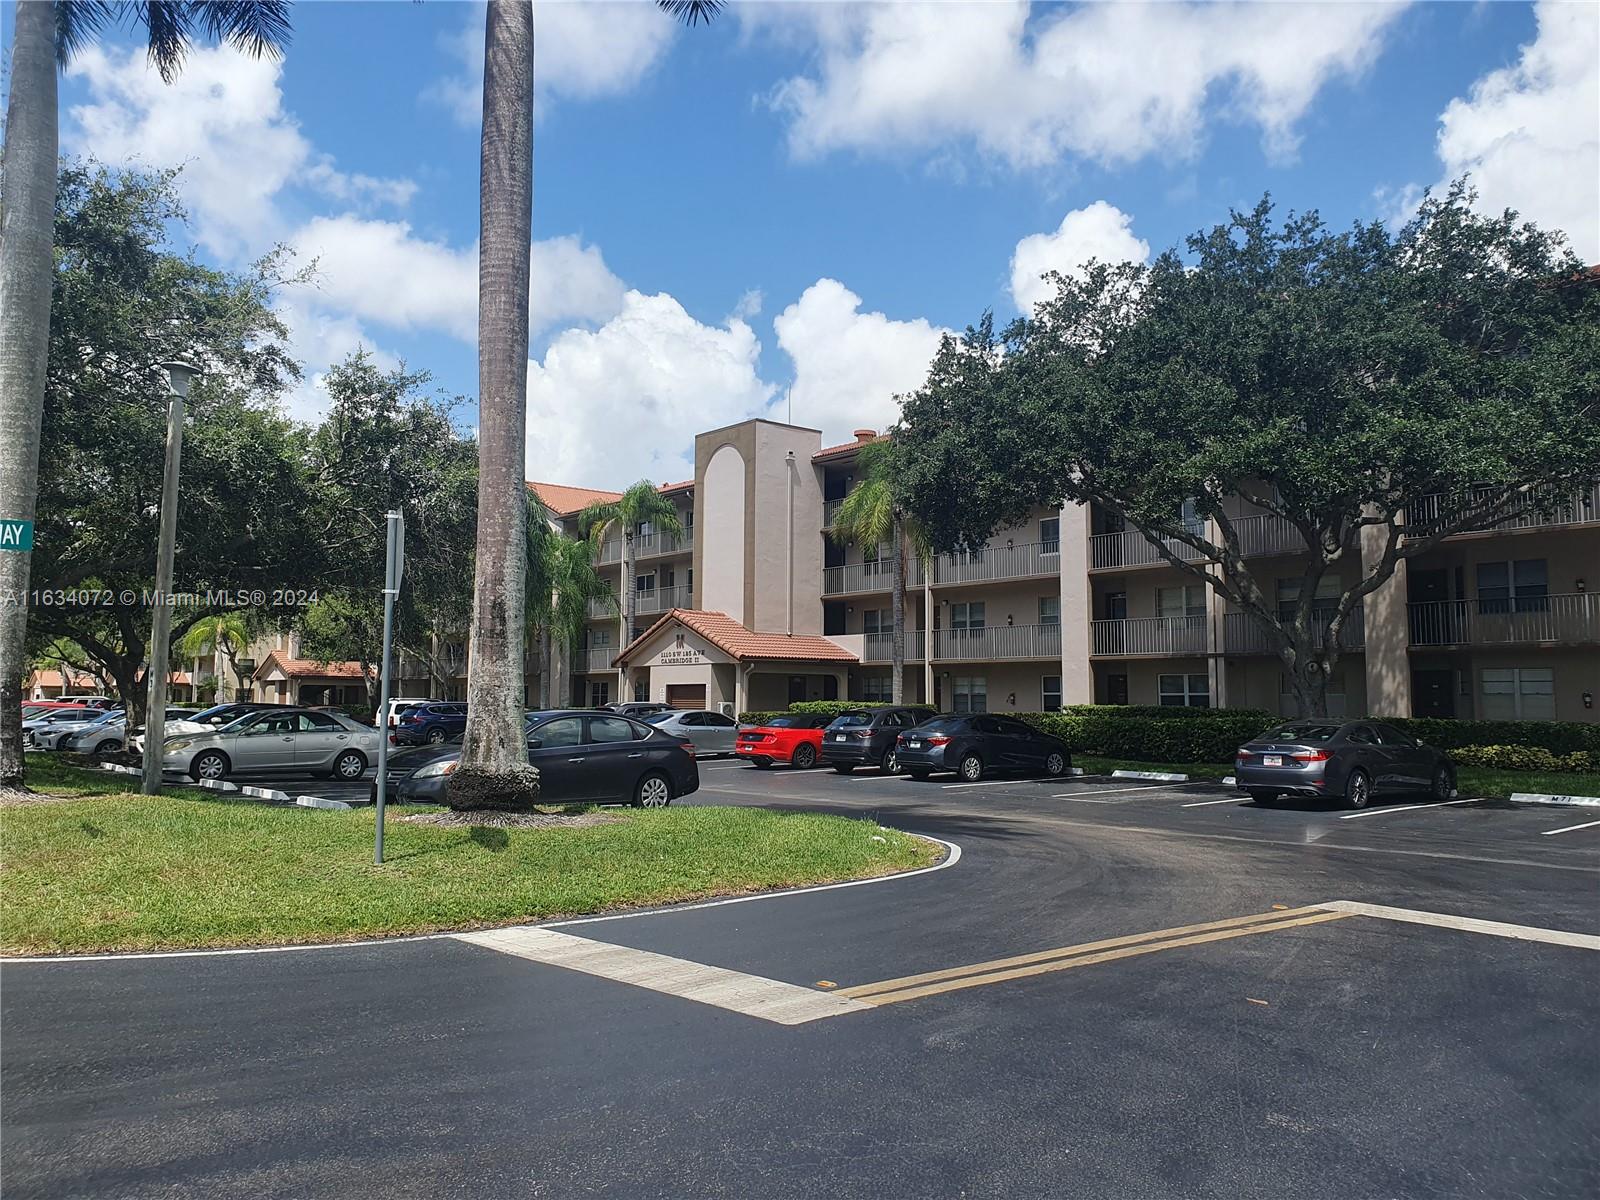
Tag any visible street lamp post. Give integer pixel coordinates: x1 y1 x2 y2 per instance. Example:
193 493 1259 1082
141 359 200 794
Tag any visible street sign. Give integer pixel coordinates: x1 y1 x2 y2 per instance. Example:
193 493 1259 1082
0 519 34 551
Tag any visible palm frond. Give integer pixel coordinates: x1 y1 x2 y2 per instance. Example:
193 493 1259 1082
193 0 292 58
617 480 685 536
140 1 192 84
55 0 118 67
656 0 724 28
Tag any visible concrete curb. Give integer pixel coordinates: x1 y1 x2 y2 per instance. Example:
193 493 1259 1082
295 795 352 811
195 778 240 793
1111 769 1191 783
1069 766 1085 776
238 784 290 802
1508 792 1600 809
97 763 141 776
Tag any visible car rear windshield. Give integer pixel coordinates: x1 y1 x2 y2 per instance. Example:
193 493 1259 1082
913 717 968 734
828 713 874 728
642 712 675 724
1259 723 1343 743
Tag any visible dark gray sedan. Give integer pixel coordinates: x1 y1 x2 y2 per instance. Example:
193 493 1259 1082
1234 720 1456 809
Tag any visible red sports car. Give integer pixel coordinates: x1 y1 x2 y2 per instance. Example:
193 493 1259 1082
735 713 834 768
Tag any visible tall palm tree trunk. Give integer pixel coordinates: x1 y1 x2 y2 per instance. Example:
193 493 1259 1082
619 533 634 702
450 0 536 809
890 515 906 705
539 622 553 708
0 2 59 787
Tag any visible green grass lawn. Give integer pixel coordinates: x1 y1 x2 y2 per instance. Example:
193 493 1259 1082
2 758 939 955
1075 753 1597 800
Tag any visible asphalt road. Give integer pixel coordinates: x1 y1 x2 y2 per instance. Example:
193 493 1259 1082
5 762 1598 1198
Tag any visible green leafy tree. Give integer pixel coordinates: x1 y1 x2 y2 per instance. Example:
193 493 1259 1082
455 0 723 809
895 183 1600 716
526 507 616 709
579 481 685 701
20 165 316 728
0 1 291 786
830 439 931 705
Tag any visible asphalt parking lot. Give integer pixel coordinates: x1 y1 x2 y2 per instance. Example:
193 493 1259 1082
6 757 1598 1198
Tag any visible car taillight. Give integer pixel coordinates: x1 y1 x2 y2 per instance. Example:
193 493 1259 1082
1291 749 1332 762
926 735 950 747
853 729 872 739
679 740 696 756
1236 750 1253 761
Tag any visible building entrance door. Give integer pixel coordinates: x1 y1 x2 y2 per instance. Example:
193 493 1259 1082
1411 669 1455 718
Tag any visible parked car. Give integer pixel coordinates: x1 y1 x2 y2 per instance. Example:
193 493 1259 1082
379 697 436 728
895 713 1071 782
131 701 297 752
642 708 742 757
393 702 469 746
61 709 199 758
1234 720 1456 809
373 710 700 807
31 708 125 751
25 697 112 712
161 708 382 782
21 706 97 747
821 707 937 774
607 701 676 718
735 713 834 768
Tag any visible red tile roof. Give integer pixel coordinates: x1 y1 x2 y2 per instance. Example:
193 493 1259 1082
527 481 624 517
254 651 369 681
615 610 859 666
814 431 888 461
658 479 694 494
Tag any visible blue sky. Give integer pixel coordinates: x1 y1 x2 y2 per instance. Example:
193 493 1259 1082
13 0 1599 487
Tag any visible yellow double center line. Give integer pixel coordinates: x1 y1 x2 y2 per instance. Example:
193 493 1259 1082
836 905 1351 1006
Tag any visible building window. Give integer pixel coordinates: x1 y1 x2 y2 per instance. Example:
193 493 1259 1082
590 628 612 648
1157 585 1206 618
636 572 656 596
1276 576 1339 623
1038 596 1060 626
952 676 987 713
589 680 610 707
950 602 986 631
1041 675 1062 710
1476 559 1548 614
634 680 649 702
1040 517 1060 555
863 609 888 635
1480 667 1555 719
1159 673 1210 708
861 674 892 703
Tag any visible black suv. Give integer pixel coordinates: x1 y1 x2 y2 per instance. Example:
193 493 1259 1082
820 706 937 774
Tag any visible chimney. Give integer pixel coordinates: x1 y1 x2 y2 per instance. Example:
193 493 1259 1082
853 428 876 443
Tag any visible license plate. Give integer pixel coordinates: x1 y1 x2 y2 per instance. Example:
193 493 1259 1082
834 734 846 742
1263 755 1283 767
907 740 921 749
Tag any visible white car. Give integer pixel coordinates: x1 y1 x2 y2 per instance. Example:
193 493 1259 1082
162 708 382 782
642 709 742 757
32 709 125 751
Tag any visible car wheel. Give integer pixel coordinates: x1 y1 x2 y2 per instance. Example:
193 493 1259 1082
334 750 367 780
191 750 229 781
1431 765 1454 801
792 743 817 769
1043 751 1067 777
958 753 984 782
94 740 121 758
1246 789 1278 806
832 763 855 775
907 768 931 780
1344 769 1372 810
634 772 672 808
750 756 773 769
426 727 447 745
879 747 899 775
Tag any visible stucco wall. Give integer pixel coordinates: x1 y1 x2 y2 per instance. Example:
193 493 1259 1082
700 442 747 623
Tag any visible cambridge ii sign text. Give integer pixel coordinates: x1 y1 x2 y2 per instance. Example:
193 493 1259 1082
0 520 34 552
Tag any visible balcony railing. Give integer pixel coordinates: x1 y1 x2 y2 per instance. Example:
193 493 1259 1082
823 498 845 527
932 623 1062 662
1223 607 1365 655
932 540 1060 585
1406 482 1600 539
861 630 927 662
1090 615 1207 657
1089 522 1208 571
594 530 689 564
821 558 925 596
1408 593 1600 647
1225 513 1303 558
583 647 616 673
588 592 620 619
633 585 690 616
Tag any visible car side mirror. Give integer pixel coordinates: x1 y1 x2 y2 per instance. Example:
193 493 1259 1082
525 737 542 750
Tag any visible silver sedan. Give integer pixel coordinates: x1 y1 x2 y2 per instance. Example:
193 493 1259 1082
642 709 741 757
162 708 380 782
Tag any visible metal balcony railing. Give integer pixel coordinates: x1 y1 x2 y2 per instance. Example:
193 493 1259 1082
932 623 1062 662
1225 513 1303 558
583 647 616 673
932 540 1060 585
1090 615 1207 657
1223 607 1365 655
1406 481 1600 539
861 630 927 662
821 558 925 596
1408 593 1600 647
587 592 621 619
633 585 690 617
1088 522 1208 571
635 530 687 559
823 498 845 527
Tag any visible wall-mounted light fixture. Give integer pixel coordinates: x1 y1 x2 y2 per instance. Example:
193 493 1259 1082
1585 690 1594 710
1006 692 1016 706
1577 578 1588 593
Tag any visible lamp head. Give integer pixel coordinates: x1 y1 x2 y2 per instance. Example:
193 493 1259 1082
160 358 202 399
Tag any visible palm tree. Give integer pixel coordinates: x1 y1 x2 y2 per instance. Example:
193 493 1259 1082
579 481 685 702
0 2 290 787
831 439 930 706
175 613 253 703
452 0 720 808
528 520 616 709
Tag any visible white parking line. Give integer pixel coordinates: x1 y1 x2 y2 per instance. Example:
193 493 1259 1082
1049 784 1168 799
1181 797 1247 808
1542 819 1600 837
1323 901 1600 950
942 778 1063 790
1339 799 1476 821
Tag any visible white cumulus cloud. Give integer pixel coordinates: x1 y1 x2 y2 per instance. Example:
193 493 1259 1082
1010 201 1151 314
525 291 775 488
1428 0 1599 260
754 1 1407 169
773 279 949 444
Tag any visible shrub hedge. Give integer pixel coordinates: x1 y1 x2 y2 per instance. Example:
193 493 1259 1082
735 704 1600 768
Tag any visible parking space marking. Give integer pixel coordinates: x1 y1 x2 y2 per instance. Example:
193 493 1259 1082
1339 799 1476 820
1323 901 1600 950
837 905 1347 1006
1181 796 1249 808
453 927 873 1025
1049 784 1168 799
942 778 1064 790
1542 819 1600 837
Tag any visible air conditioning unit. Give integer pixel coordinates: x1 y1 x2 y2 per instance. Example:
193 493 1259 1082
717 702 735 717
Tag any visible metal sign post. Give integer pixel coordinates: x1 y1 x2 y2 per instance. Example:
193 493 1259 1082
374 509 404 865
